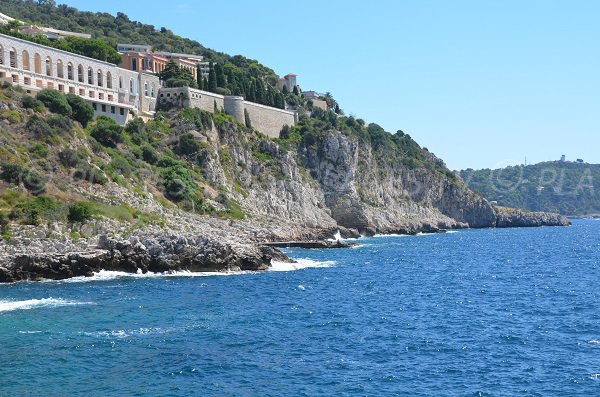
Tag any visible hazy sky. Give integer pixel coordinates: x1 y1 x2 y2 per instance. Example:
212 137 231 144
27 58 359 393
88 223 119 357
58 0 599 170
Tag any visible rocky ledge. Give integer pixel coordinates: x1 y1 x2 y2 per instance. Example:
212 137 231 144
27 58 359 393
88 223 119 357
494 206 571 228
0 233 288 283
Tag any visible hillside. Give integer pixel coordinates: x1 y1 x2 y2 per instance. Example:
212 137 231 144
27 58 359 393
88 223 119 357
460 161 600 216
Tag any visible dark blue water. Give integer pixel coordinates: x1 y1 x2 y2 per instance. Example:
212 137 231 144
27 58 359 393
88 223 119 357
2 220 600 396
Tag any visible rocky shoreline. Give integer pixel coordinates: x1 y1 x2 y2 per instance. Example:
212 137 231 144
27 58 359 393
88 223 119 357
0 207 570 283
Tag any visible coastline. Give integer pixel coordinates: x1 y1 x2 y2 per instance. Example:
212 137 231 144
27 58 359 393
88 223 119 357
0 208 570 283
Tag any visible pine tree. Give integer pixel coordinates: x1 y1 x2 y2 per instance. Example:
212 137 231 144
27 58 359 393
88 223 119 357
335 103 341 113
208 62 217 92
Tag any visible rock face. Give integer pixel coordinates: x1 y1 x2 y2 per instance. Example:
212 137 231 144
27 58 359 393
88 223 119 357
0 233 285 283
0 121 570 283
494 207 571 228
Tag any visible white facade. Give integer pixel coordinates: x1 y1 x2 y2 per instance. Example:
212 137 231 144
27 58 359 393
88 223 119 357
0 33 160 124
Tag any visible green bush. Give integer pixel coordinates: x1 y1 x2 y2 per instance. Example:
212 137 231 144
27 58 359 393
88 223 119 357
47 114 73 132
142 145 159 164
21 95 45 112
58 149 81 168
66 94 94 127
26 115 53 136
22 170 46 195
11 196 64 225
68 201 94 223
0 163 26 184
175 133 201 155
1 110 21 124
36 89 72 117
90 116 124 147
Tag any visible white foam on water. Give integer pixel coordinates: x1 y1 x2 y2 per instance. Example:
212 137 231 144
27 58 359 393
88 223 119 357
589 340 600 344
82 325 191 339
269 258 336 272
372 233 409 238
59 268 247 283
591 373 600 380
445 230 460 234
0 298 92 313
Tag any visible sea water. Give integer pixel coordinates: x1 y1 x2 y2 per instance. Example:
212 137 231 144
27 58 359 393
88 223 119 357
1 220 600 396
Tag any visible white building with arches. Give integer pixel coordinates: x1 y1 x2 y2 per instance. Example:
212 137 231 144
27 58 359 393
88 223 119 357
0 33 160 124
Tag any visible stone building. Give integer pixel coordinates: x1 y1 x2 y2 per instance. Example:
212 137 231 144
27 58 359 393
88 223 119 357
118 44 203 80
158 86 297 138
0 33 160 124
277 73 297 92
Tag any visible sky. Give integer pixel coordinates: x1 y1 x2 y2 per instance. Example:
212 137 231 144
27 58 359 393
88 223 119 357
57 0 599 170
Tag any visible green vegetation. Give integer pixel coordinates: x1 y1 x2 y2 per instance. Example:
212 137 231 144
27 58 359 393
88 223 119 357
90 116 123 148
461 162 600 215
0 23 121 64
66 94 94 127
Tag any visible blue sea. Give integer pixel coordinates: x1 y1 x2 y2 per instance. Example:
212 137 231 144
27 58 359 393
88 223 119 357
1 220 600 396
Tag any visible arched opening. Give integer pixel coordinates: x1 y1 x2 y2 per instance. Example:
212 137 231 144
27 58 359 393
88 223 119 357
22 50 30 71
97 69 103 87
9 48 17 68
144 82 149 96
56 59 64 78
34 53 41 73
45 56 52 76
87 67 93 85
77 64 84 82
151 83 155 97
119 76 123 90
106 71 112 89
67 62 73 80
129 79 134 94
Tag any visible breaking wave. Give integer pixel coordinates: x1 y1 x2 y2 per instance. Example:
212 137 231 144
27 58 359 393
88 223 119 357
0 298 92 313
269 259 336 272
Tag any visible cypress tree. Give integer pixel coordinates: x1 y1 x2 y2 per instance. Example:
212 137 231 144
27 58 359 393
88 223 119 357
247 81 256 102
282 85 289 95
292 85 299 96
208 62 217 92
203 77 208 90
215 63 226 88
197 71 204 90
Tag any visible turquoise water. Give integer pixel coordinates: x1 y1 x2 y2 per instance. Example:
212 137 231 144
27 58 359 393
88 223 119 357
1 220 600 396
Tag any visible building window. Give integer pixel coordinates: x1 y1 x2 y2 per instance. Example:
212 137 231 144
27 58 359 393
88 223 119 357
67 63 73 80
24 77 31 85
106 71 112 89
144 82 149 96
89 91 94 98
131 58 137 71
129 79 134 94
88 67 93 85
97 70 103 87
108 95 113 101
45 57 52 76
111 106 115 114
92 103 97 110
101 104 106 112
9 48 17 68
57 59 64 78
99 93 104 100
119 108 124 116
22 50 30 71
78 65 84 83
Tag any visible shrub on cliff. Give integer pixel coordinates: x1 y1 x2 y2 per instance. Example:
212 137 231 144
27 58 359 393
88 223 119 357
36 89 72 117
21 95 45 112
66 94 94 127
68 202 94 223
90 116 124 147
26 115 53 137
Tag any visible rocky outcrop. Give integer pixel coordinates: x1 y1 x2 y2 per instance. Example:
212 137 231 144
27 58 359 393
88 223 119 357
494 207 571 228
0 233 287 283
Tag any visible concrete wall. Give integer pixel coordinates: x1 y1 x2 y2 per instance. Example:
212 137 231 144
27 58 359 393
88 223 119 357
158 87 224 113
0 33 159 123
157 86 296 138
243 101 296 138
